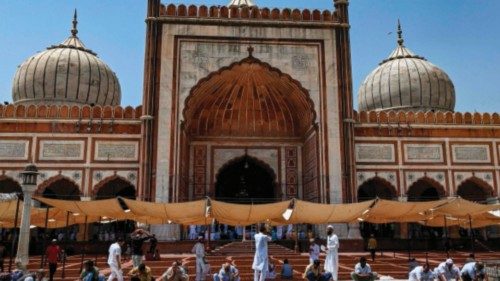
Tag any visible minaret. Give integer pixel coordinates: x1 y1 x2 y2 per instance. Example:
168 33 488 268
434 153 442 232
227 0 256 8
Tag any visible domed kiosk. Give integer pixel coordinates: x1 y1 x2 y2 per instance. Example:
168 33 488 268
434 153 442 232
358 21 455 112
12 11 121 106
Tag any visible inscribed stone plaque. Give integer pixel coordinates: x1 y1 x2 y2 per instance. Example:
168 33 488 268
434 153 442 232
452 145 490 163
355 143 395 163
40 140 84 160
95 141 138 161
405 144 443 163
0 140 28 160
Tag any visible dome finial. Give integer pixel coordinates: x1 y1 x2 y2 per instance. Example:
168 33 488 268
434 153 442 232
71 9 78 37
397 19 404 46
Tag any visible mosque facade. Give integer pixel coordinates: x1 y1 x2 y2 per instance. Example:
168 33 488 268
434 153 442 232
0 0 498 239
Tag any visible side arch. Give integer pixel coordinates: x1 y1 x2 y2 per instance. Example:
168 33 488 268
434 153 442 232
357 176 397 201
0 176 22 194
93 175 136 199
407 177 445 202
37 175 81 200
457 176 494 203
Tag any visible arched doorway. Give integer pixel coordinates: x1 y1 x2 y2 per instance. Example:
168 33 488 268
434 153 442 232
94 177 136 200
357 177 397 238
215 155 277 203
357 177 397 201
457 177 493 203
407 177 444 202
407 177 445 240
0 177 22 194
92 177 136 241
39 176 81 201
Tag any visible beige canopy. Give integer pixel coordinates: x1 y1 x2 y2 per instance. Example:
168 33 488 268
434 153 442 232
362 199 453 223
211 200 293 226
270 199 375 225
122 198 209 225
0 196 498 229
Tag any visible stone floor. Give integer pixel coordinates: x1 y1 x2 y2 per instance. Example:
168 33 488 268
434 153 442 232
17 242 500 281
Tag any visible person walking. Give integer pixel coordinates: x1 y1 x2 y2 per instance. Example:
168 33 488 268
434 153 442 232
308 238 320 264
107 237 125 281
324 225 339 281
367 234 377 261
192 236 206 281
252 225 271 281
45 239 61 281
130 229 153 268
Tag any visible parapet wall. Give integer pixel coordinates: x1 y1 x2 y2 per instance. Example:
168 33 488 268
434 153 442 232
160 4 338 23
0 104 143 120
355 110 500 126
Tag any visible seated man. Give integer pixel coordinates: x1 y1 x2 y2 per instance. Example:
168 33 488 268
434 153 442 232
162 261 189 281
212 262 240 281
409 263 436 281
434 259 461 281
461 262 487 281
80 260 103 281
351 257 377 281
280 259 293 280
129 263 153 281
303 260 332 281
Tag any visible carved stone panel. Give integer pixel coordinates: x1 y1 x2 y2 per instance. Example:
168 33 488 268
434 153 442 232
0 140 29 160
355 143 395 163
39 140 84 161
193 145 207 199
452 144 490 163
303 133 319 202
404 143 443 163
285 146 298 198
94 141 139 161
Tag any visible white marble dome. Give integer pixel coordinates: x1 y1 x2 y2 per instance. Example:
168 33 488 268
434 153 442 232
12 12 121 106
358 23 455 112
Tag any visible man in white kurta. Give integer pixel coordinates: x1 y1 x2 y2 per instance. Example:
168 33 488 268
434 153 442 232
324 225 339 281
252 225 272 281
192 237 206 281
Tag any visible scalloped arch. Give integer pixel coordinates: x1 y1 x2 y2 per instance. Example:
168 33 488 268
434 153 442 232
457 176 495 202
183 56 317 138
357 176 397 201
407 176 445 201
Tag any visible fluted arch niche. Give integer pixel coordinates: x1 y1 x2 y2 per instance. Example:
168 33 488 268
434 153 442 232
183 56 316 138
179 55 321 202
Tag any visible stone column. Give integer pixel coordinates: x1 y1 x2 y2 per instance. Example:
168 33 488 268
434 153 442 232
15 163 39 269
15 185 37 267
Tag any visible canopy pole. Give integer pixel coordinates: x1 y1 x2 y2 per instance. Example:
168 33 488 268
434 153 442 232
407 223 411 260
444 215 449 258
40 206 50 268
8 195 21 272
468 214 475 256
79 215 88 273
424 220 429 263
94 216 102 266
61 211 70 279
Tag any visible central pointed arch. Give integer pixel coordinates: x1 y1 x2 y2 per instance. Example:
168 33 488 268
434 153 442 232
215 155 278 203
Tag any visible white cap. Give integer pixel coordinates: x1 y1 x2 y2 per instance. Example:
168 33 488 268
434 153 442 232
327 225 334 229
446 258 453 265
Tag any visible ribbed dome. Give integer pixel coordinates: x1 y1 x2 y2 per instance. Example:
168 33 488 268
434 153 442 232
183 52 316 138
358 21 455 112
227 0 256 8
12 11 121 106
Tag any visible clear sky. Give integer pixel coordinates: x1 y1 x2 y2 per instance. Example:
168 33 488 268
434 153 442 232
1 0 499 112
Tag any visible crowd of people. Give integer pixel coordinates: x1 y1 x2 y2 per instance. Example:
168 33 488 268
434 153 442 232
0 224 492 281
